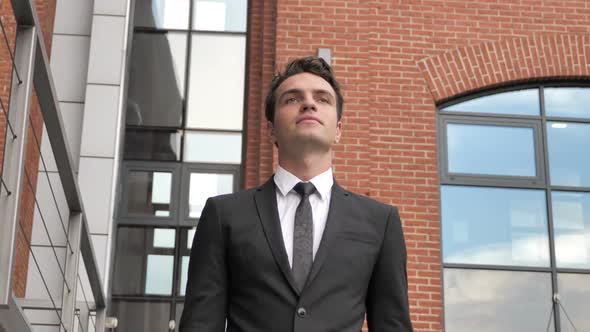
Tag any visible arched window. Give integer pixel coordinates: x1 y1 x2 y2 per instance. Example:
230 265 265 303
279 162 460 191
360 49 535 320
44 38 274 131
438 85 590 332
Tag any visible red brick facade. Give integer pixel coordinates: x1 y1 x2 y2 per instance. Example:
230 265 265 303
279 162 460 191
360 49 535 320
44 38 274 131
243 1 590 331
0 0 56 297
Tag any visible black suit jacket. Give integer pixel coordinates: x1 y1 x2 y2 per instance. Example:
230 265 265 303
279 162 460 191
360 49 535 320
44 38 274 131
180 177 413 332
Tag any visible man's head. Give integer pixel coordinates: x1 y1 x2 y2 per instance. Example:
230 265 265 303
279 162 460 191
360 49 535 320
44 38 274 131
265 57 344 152
265 56 344 124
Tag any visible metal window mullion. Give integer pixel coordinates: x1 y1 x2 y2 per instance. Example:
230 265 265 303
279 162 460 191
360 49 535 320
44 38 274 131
60 213 83 332
540 85 562 332
0 25 36 307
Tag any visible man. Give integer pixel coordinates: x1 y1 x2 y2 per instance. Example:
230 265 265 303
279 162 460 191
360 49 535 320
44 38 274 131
180 56 413 332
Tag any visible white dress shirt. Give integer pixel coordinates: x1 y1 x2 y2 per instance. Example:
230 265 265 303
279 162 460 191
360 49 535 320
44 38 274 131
274 166 333 267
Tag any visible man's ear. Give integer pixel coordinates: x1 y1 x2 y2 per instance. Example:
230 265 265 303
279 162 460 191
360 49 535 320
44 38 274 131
334 121 342 143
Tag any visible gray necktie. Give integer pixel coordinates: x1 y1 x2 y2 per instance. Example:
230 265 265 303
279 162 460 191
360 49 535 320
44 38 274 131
292 182 316 291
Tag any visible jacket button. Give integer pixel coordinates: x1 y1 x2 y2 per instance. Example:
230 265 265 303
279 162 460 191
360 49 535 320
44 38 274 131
297 307 307 318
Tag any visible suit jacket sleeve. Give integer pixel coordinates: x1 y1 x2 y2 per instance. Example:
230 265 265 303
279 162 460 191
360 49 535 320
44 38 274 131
366 206 413 332
179 198 227 332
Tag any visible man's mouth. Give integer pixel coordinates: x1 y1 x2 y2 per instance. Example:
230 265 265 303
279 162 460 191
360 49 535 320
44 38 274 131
297 116 322 124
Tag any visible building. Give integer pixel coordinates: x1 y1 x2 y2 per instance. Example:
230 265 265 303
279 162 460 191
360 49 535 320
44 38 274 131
1 0 589 331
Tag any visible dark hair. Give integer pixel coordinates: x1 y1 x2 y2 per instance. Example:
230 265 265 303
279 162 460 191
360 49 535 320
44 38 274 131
265 56 344 124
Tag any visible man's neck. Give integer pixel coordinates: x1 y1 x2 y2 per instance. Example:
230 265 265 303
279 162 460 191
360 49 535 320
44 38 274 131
278 151 332 181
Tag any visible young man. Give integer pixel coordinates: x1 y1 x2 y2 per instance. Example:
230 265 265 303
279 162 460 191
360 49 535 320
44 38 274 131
180 57 413 332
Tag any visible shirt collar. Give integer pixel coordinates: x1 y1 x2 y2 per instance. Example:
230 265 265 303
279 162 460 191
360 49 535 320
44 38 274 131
274 165 333 200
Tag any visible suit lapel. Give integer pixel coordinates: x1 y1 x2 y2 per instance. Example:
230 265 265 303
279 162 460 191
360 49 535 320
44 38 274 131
305 182 348 288
254 177 300 295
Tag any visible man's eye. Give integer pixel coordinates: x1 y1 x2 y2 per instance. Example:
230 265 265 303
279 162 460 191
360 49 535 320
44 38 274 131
319 97 329 103
285 97 298 104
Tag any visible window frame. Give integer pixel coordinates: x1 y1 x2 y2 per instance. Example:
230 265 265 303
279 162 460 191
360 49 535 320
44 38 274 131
439 115 546 188
119 161 182 225
438 83 590 332
179 162 241 226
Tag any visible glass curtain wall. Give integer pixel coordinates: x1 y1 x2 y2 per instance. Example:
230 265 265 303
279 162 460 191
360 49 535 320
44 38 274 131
112 1 248 331
438 85 590 332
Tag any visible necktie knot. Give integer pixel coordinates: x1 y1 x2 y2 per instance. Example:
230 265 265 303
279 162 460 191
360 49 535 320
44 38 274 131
294 182 316 197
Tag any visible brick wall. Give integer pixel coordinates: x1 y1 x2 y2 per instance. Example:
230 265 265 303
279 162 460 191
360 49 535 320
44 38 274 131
244 0 277 187
0 0 17 174
243 1 590 331
0 0 57 297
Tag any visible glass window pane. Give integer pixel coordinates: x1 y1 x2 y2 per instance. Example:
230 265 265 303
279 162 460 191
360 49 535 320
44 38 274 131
134 0 190 29
444 269 553 332
145 254 174 295
187 228 196 248
547 122 590 187
113 227 175 296
127 171 173 217
186 34 245 130
447 123 536 177
441 89 540 115
111 301 171 332
188 173 234 218
127 32 186 128
153 229 175 248
124 129 181 161
113 228 145 295
175 303 184 330
441 186 549 267
552 191 590 268
193 0 247 32
184 132 242 164
558 274 590 332
179 256 189 296
545 87 590 119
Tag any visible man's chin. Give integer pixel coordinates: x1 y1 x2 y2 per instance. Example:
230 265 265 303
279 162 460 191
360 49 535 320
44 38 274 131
288 135 333 151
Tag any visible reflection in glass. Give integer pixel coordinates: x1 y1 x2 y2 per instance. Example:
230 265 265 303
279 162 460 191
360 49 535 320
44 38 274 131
111 301 171 332
545 87 590 119
441 89 540 115
187 34 246 130
180 256 189 296
113 228 146 295
145 255 174 295
189 173 233 218
175 303 185 331
153 229 175 248
113 228 177 296
135 0 190 29
547 122 590 187
441 186 549 267
124 129 181 161
184 132 242 164
552 191 590 269
558 274 590 332
444 269 553 332
446 123 536 177
187 228 196 248
127 32 186 128
193 0 248 32
127 171 172 217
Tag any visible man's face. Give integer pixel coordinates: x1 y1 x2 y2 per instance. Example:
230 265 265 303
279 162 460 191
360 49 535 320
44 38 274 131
270 72 342 151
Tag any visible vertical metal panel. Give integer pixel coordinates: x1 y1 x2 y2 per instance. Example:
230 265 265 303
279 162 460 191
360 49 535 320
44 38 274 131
0 26 36 307
78 306 89 332
95 307 106 332
60 213 82 332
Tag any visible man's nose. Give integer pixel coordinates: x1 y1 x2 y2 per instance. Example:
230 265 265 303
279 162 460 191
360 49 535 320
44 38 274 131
301 94 317 111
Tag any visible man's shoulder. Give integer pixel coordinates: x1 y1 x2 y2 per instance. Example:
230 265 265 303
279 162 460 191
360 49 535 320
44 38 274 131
336 184 397 215
208 186 259 204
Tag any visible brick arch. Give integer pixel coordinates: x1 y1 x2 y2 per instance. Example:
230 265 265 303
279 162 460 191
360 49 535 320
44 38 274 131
417 34 590 104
